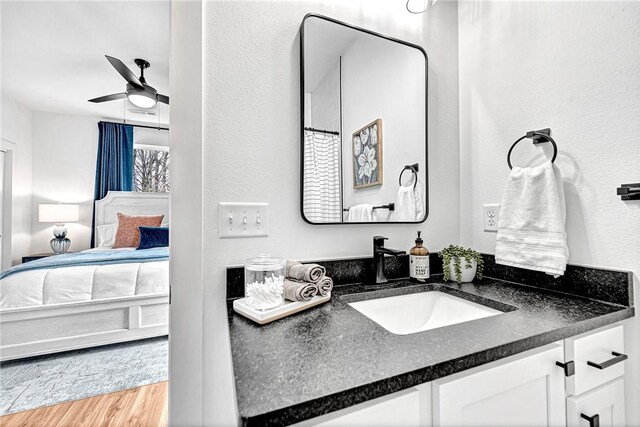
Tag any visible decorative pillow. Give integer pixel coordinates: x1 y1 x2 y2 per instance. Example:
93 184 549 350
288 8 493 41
96 223 117 248
137 227 170 250
113 213 164 248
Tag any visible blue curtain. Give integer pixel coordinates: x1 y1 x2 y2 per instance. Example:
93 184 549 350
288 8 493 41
91 122 134 246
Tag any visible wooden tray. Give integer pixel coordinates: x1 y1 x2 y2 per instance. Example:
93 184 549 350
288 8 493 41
233 293 331 325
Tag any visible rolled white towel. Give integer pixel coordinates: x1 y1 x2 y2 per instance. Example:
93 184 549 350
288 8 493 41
317 276 333 296
283 279 318 302
286 261 326 283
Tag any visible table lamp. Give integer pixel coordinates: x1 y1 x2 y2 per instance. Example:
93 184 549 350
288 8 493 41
39 203 80 254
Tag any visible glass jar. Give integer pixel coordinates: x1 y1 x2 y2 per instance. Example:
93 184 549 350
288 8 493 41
244 255 286 310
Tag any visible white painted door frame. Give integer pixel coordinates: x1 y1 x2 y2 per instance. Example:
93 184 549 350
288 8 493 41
0 142 14 271
169 0 205 425
0 149 5 269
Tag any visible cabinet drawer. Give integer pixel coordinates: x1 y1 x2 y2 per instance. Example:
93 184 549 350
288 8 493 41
567 378 625 427
565 325 626 396
293 387 421 427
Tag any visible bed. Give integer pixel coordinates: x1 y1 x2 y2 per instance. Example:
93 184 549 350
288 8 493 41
0 191 169 361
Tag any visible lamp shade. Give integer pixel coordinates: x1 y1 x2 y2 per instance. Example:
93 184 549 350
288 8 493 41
39 204 80 223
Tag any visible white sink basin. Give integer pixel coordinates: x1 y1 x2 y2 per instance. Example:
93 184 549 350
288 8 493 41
348 291 503 335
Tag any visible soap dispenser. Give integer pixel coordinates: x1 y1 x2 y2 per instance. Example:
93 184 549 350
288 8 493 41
410 231 429 282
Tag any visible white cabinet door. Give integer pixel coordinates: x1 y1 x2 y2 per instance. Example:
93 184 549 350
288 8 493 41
567 378 625 427
433 343 566 427
293 387 422 427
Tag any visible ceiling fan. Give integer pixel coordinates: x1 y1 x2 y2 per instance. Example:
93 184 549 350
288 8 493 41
88 55 169 109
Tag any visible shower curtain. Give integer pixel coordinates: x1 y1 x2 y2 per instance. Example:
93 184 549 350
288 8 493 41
303 130 341 223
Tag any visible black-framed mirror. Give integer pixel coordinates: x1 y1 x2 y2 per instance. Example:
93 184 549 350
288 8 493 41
300 14 428 224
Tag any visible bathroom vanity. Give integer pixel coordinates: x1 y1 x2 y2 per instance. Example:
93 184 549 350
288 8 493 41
226 255 634 426
290 324 627 427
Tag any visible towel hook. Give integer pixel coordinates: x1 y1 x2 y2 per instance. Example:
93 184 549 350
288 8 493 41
506 128 558 170
399 163 419 189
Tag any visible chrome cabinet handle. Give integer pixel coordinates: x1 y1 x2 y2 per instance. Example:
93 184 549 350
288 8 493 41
581 413 599 427
587 351 628 370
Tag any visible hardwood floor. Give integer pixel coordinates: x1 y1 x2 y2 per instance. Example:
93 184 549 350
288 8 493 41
0 381 168 427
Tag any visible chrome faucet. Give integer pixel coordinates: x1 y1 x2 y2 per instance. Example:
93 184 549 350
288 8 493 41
373 236 406 285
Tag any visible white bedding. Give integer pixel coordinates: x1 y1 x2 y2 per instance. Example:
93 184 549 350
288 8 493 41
0 249 169 310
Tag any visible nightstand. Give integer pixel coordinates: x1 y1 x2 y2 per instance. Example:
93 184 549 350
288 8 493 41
21 252 72 263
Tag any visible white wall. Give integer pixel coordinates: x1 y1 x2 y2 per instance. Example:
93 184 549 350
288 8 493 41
30 112 99 253
190 1 460 425
0 94 33 266
134 127 170 149
457 1 640 423
341 34 426 219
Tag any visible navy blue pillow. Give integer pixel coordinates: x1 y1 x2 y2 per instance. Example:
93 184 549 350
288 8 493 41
137 226 169 250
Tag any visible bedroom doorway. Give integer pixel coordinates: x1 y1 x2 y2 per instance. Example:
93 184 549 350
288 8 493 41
0 0 171 422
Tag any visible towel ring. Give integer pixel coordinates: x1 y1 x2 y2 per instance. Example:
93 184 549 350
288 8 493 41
399 164 419 189
506 132 558 170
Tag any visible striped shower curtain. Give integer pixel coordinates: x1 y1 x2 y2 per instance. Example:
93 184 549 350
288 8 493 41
303 130 341 223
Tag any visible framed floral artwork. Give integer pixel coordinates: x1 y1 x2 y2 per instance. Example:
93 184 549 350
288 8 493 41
352 119 383 189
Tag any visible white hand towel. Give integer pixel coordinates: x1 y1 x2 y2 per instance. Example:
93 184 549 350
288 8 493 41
414 184 424 221
395 184 424 221
495 160 568 277
347 204 373 222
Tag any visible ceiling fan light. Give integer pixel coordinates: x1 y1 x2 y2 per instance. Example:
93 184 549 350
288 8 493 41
406 0 439 13
127 92 156 109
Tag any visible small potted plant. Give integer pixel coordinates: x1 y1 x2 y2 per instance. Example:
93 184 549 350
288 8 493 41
439 245 484 283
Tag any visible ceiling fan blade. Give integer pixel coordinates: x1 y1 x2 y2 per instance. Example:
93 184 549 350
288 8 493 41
88 92 127 103
105 55 144 89
156 93 170 105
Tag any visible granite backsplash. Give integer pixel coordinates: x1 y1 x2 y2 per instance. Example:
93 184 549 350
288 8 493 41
226 253 633 307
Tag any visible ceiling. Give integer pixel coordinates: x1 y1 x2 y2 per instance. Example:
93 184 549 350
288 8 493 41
304 17 358 92
1 1 171 124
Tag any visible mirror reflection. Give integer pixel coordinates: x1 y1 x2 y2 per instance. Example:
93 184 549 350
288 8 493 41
301 15 428 224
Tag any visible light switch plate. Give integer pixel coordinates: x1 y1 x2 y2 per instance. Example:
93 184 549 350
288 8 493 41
483 204 500 232
219 202 269 238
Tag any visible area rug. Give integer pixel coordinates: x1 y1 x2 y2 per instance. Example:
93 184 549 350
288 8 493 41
0 336 168 415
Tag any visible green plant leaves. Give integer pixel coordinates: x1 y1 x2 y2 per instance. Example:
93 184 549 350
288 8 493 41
438 245 484 283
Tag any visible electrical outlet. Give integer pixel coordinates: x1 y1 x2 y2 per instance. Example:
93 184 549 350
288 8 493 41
219 202 269 238
483 204 500 232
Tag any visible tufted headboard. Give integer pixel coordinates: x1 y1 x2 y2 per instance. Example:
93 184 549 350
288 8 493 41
94 191 170 237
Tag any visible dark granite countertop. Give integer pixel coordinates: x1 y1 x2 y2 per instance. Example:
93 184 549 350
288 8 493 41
228 265 634 426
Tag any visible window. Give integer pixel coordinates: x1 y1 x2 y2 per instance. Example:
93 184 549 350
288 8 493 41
133 145 170 193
